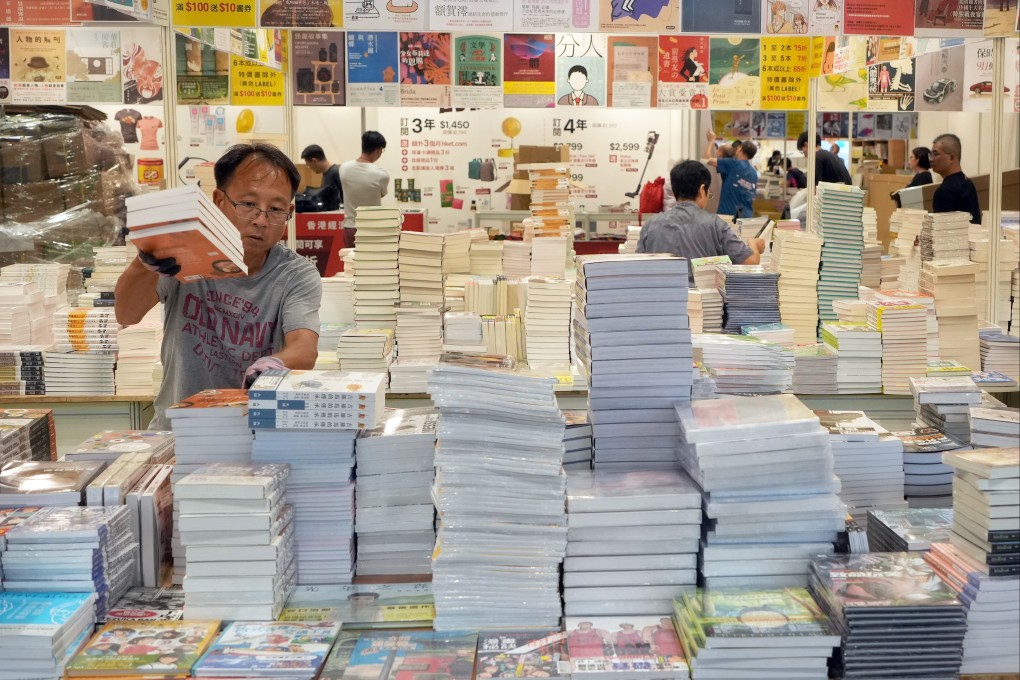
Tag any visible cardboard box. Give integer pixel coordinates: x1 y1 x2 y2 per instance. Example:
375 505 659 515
43 131 89 179
508 145 571 211
865 173 911 252
4 181 64 224
919 168 1019 214
1 138 45 184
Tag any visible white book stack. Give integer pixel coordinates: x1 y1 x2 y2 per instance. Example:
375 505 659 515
354 407 438 577
315 324 348 370
253 429 356 585
427 353 566 629
690 255 731 291
469 240 503 276
86 245 136 296
876 288 939 358
772 230 822 344
352 207 402 329
0 282 43 346
443 273 470 312
862 243 883 288
832 298 869 323
337 327 394 373
742 322 795 347
176 463 294 620
867 299 928 395
392 303 443 391
814 183 865 326
979 324 1020 381
676 394 843 589
0 592 96 680
0 345 47 396
895 425 971 508
921 211 972 261
693 333 794 395
442 231 472 275
890 208 925 289
442 311 485 353
43 350 117 396
820 321 882 394
0 460 105 506
3 506 136 620
688 288 722 333
525 278 572 370
563 409 593 469
618 225 641 254
564 468 700 616
717 265 781 334
969 237 1015 330
862 206 878 244
531 236 570 278
52 307 118 354
881 255 905 289
920 259 981 369
816 410 906 522
526 165 574 239
502 241 532 278
1 263 71 344
968 406 1020 448
115 305 162 396
399 231 445 305
320 276 355 324
911 375 982 444
574 255 692 469
792 344 838 394
1011 269 1020 337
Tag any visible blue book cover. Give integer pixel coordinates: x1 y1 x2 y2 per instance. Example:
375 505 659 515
347 31 399 84
193 621 340 675
0 592 94 633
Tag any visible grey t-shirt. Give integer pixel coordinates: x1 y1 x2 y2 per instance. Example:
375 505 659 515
636 202 753 283
151 244 321 428
339 160 390 230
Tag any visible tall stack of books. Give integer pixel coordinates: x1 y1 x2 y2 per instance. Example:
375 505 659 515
470 240 503 275
443 312 484 352
895 425 970 508
563 410 593 469
716 264 780 334
814 183 865 325
321 276 355 325
881 254 904 289
352 206 401 329
867 507 953 551
970 236 1015 329
83 244 136 304
53 307 118 354
920 260 981 369
531 237 570 278
574 255 692 469
687 288 722 333
791 344 838 394
816 410 905 521
820 322 882 394
867 299 927 395
427 354 566 629
337 327 394 373
0 346 47 395
115 306 163 396
809 552 965 680
0 281 42 345
969 404 1019 448
1 263 70 343
890 208 925 289
676 395 843 589
442 231 472 275
618 225 641 254
354 407 438 577
693 334 794 395
502 241 532 278
564 469 700 616
979 327 1020 380
0 592 97 680
921 211 972 261
525 278 572 370
398 231 445 305
877 289 939 358
0 407 56 461
861 243 883 288
391 303 443 391
773 230 822 343
176 463 294 620
1011 269 1020 336
910 375 982 443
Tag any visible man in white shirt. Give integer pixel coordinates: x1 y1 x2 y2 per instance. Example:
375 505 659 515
339 130 390 247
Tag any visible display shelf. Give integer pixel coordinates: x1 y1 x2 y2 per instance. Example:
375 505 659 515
851 138 907 174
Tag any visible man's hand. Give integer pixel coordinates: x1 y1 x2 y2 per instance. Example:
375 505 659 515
706 129 716 142
243 356 286 388
750 237 767 254
137 251 181 278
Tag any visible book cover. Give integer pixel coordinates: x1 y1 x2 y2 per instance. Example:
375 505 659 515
101 587 185 623
69 430 174 456
811 552 962 609
682 588 838 642
0 591 95 634
0 461 104 496
894 426 967 453
342 630 478 680
65 620 219 676
127 227 248 283
166 389 249 417
319 630 363 680
192 621 340 676
281 584 434 629
475 630 570 679
565 616 687 674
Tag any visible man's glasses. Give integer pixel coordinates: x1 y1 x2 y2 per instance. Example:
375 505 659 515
222 193 292 227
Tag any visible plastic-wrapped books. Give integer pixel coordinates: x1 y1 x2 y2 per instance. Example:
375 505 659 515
693 333 794 395
716 264 781 334
563 410 592 469
248 369 386 431
867 507 952 551
814 183 865 325
565 616 688 679
0 591 96 680
894 425 971 509
979 327 1020 381
910 375 981 443
792 344 838 394
394 302 443 363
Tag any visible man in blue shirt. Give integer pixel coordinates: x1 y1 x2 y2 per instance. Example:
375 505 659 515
703 129 758 219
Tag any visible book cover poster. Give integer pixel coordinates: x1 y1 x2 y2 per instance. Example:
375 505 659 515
915 0 983 36
843 0 913 35
600 0 677 31
174 33 229 105
868 58 915 111
292 30 345 105
760 36 810 110
556 34 606 108
121 27 164 104
399 32 451 107
0 28 12 105
503 33 556 107
3 0 74 25
515 0 596 31
343 0 427 29
343 630 479 680
346 31 399 106
765 111 786 137
658 35 709 109
962 38 996 113
763 0 810 34
914 44 964 111
833 34 867 72
820 111 850 136
607 35 658 108
66 28 120 103
10 29 66 104
259 0 343 27
809 0 842 34
708 37 761 110
983 0 1016 35
452 33 502 108
682 0 761 33
429 0 513 31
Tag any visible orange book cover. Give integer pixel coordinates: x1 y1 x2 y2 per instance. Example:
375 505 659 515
167 388 249 414
128 229 247 284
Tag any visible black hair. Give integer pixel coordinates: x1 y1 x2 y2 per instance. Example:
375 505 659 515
362 131 387 155
797 131 822 151
911 146 931 170
933 133 962 160
568 65 588 78
300 144 326 162
214 143 301 197
740 140 758 160
671 160 711 201
770 150 782 158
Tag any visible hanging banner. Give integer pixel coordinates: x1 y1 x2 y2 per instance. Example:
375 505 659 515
555 34 607 108
452 33 502 108
607 34 658 108
503 33 556 108
657 34 709 109
428 0 513 31
66 28 121 104
600 0 678 32
760 36 810 110
292 30 345 105
174 0 256 28
346 30 399 106
259 0 342 27
230 55 285 105
709 37 761 110
11 28 66 104
844 0 913 36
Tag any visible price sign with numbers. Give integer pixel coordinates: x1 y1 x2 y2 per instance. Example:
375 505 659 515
174 0 256 27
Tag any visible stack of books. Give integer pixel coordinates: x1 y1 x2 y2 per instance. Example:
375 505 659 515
0 592 96 680
574 255 692 468
84 244 136 301
676 394 844 589
969 405 1019 447
889 208 925 288
816 410 905 520
192 621 340 680
280 581 435 629
809 552 965 680
618 225 641 254
773 230 822 344
866 507 953 551
877 289 939 358
352 206 401 329
792 344 838 394
502 241 532 278
442 231 472 275
354 407 438 577
124 464 174 588
337 327 394 373
970 236 1015 329
867 299 927 395
248 369 385 432
102 586 185 623
43 350 117 396
920 259 981 369
910 375 982 443
741 322 795 347
880 254 904 289
0 460 105 506
716 264 780 334
0 346 47 395
0 407 56 461
52 307 118 355
979 327 1020 380
84 452 154 507
687 288 722 333
125 184 248 281
693 333 794 395
832 297 869 323
469 240 504 275
525 278 571 370
672 588 839 679
0 281 42 345
388 359 435 393
895 425 970 508
394 303 443 361
398 231 445 305
531 236 570 278
1 264 72 342
442 274 469 312
861 243 883 288
320 276 355 325
3 506 136 620
564 616 689 679
443 312 485 352
564 468 700 616
563 409 593 469
971 369 1019 389
927 358 972 376
691 255 731 290
820 321 882 393
66 619 219 678
921 211 972 261
176 463 294 620
427 353 566 629
814 183 865 326
463 277 527 316
115 306 162 396
1011 269 1020 337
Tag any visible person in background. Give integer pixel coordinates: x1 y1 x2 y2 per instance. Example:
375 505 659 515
704 130 758 219
930 133 981 225
797 131 852 185
906 146 934 188
766 150 784 175
637 160 764 285
115 143 321 429
786 159 808 189
296 144 343 212
339 130 390 248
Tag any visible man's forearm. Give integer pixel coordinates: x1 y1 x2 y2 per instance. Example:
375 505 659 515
114 258 160 326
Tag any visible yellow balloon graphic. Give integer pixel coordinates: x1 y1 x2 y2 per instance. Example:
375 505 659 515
236 108 255 134
501 117 522 139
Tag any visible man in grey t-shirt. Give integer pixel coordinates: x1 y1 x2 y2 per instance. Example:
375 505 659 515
637 160 764 284
115 143 321 428
339 130 390 247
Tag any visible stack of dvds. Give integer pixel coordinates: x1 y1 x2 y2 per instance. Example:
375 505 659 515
969 405 1020 447
0 281 42 345
0 592 96 680
337 327 394 373
791 344 838 394
687 289 722 334
716 264 780 334
0 407 56 461
525 278 572 370
772 230 822 344
867 299 927 395
563 410 593 469
43 350 117 396
693 334 794 395
0 460 105 506
502 241 532 278
910 375 982 443
176 463 294 620
354 407 438 577
820 321 882 394
866 507 953 551
114 307 163 396
0 346 47 396
2 506 136 620
920 259 981 369
815 183 865 325
564 468 700 616
979 329 1020 380
470 240 504 275
399 231 445 305
443 231 472 275
816 410 905 520
428 353 566 629
809 552 965 680
676 395 843 589
574 256 692 469
352 206 401 329
618 225 641 254
894 425 970 508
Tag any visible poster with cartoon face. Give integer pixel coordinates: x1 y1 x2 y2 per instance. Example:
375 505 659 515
600 0 678 32
556 33 606 107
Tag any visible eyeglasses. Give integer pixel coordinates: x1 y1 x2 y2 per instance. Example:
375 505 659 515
222 193 292 227
929 149 946 158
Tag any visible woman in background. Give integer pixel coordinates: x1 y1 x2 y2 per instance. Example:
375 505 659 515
907 146 934 187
